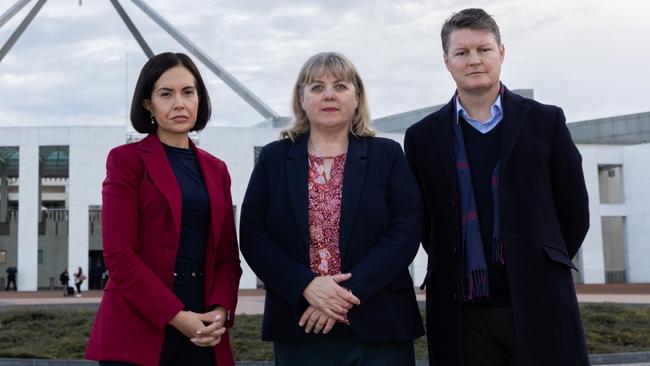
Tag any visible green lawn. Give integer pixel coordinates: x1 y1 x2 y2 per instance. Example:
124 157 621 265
0 304 648 361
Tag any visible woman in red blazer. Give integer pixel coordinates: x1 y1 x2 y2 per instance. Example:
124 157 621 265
86 52 241 366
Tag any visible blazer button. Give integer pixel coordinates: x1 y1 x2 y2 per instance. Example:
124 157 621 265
452 293 457 300
451 246 457 253
450 200 456 207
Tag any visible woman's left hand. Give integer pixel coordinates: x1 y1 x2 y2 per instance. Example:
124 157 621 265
298 305 336 334
190 306 228 347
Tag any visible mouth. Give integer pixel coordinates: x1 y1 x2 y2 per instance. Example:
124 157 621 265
466 72 485 76
171 116 190 121
321 107 339 112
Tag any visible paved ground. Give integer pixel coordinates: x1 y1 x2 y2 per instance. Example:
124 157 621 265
1 283 649 313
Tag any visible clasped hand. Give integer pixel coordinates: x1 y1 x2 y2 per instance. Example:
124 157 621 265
300 273 361 334
169 306 228 347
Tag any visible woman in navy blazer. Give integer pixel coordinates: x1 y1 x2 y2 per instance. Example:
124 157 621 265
86 53 241 366
240 52 424 366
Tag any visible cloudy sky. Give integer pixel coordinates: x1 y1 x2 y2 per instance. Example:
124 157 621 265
1 0 648 128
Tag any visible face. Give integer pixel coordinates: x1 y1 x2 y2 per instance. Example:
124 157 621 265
444 28 504 95
300 71 359 132
143 65 199 139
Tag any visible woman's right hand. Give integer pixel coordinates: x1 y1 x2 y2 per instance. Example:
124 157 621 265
302 273 361 321
169 310 205 340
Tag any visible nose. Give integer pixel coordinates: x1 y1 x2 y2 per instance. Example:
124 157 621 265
172 93 185 109
323 86 336 100
468 50 482 65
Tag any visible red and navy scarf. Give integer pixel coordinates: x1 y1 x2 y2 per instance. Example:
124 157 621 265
452 85 506 302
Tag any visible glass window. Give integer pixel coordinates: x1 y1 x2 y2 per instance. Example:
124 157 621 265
598 164 624 204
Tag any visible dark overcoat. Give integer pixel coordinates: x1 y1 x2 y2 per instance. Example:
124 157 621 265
404 88 590 366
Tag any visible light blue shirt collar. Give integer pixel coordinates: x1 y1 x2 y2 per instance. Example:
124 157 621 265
455 94 503 134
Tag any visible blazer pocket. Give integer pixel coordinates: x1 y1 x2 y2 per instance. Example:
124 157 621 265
542 245 578 271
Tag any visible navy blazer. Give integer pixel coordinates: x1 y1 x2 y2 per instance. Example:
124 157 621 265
240 134 424 342
405 88 590 366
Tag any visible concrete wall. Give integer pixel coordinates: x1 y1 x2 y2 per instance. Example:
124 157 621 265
622 143 650 282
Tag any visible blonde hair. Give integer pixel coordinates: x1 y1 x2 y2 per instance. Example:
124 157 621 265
281 52 375 141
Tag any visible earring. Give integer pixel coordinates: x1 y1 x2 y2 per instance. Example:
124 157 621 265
150 115 155 125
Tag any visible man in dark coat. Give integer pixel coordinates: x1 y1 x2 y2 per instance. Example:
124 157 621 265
5 264 17 291
404 8 590 366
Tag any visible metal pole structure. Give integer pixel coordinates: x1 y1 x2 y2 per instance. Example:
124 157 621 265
0 0 47 63
0 0 31 30
110 0 154 59
0 160 7 224
129 0 279 120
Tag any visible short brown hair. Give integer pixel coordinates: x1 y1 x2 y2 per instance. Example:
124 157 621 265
282 52 374 141
441 8 501 54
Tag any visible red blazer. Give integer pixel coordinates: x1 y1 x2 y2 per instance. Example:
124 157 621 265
86 134 242 366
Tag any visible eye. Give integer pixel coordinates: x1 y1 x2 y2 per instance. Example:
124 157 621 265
183 89 195 96
159 91 171 97
335 84 348 91
454 50 466 56
311 84 324 92
479 47 492 53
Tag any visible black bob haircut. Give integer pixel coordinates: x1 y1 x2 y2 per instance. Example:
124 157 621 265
130 52 211 133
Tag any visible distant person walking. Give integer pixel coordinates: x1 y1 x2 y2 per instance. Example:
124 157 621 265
60 268 70 296
74 266 86 297
5 264 17 291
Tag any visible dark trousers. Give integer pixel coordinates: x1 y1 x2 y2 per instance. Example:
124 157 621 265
461 306 516 366
99 327 216 366
159 325 216 366
5 277 16 291
273 323 415 366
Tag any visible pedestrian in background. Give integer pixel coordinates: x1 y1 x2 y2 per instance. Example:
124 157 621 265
74 266 86 297
60 268 70 296
5 264 17 291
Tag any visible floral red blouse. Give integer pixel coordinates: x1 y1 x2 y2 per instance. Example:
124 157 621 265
308 153 346 276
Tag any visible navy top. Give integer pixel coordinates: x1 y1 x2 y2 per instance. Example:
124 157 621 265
163 143 211 313
460 117 511 307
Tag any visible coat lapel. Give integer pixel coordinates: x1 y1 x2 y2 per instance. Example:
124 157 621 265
499 88 530 171
285 135 310 256
192 141 226 269
432 99 459 198
339 136 367 259
137 134 182 242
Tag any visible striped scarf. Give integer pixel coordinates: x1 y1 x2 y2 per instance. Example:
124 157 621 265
452 87 505 302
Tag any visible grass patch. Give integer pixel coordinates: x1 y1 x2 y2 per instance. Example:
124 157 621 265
0 309 93 359
582 303 650 354
0 304 648 360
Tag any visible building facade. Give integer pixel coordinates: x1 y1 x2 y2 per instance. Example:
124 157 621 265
1 111 649 291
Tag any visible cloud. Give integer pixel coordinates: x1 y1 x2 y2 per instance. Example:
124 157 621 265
0 0 648 128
